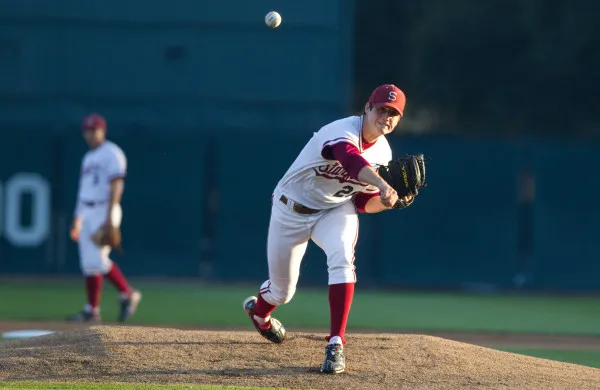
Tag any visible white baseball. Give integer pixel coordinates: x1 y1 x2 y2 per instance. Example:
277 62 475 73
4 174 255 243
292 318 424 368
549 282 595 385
265 11 282 28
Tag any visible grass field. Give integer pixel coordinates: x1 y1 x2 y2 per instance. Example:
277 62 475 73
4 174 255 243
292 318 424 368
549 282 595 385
1 278 600 386
1 280 600 335
497 348 600 368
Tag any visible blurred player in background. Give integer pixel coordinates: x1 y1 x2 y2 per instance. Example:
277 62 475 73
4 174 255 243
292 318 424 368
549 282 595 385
67 113 142 322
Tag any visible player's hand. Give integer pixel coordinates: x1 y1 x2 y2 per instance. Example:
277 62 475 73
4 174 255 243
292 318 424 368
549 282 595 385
379 185 399 208
401 194 415 203
69 218 82 242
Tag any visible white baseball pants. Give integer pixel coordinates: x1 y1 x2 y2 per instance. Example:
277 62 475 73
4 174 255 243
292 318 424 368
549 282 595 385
259 189 358 306
78 203 122 276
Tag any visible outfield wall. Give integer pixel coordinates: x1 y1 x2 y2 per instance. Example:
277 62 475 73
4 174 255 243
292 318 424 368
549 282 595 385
1 131 598 292
0 0 354 135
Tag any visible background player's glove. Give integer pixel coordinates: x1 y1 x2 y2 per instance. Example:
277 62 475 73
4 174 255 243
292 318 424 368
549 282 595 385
378 154 427 209
92 223 123 253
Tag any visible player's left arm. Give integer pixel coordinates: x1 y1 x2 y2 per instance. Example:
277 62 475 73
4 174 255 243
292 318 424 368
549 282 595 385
106 178 124 221
105 149 127 224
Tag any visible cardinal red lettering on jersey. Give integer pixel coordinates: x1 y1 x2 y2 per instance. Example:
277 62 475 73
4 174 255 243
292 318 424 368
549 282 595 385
277 116 391 210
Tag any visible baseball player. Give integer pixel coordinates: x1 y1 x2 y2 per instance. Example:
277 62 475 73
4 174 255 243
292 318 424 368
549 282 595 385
66 113 142 322
243 84 419 374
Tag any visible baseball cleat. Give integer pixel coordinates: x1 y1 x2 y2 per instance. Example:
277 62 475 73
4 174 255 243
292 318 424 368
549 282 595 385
66 310 101 322
321 343 345 374
243 296 286 343
118 289 142 322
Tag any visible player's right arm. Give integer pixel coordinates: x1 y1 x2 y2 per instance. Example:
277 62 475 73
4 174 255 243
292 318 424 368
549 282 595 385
354 191 413 213
356 166 398 208
70 161 84 242
70 217 81 242
325 142 399 208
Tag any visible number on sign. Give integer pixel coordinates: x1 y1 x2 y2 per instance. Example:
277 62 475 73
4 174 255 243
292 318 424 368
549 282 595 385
0 173 50 247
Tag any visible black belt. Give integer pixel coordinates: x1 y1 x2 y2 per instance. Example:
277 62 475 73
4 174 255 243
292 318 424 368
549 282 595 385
82 201 106 207
279 195 321 215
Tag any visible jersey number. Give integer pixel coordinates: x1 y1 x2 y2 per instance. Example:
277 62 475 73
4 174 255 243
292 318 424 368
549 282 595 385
92 174 99 185
334 185 358 197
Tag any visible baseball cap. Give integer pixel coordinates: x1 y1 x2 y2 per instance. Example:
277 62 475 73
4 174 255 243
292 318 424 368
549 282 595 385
81 113 107 131
368 84 406 117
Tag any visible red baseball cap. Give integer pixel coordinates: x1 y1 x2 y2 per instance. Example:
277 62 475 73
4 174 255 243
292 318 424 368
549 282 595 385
81 113 107 131
368 84 406 117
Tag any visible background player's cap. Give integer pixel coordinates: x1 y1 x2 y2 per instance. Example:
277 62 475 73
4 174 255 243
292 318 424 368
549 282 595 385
368 84 406 117
81 113 107 131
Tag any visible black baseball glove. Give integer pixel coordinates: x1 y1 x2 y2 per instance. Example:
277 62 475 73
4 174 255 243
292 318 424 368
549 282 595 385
378 154 427 209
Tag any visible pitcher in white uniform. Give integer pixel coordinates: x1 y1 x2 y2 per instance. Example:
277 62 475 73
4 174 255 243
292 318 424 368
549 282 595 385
243 84 415 374
67 113 142 323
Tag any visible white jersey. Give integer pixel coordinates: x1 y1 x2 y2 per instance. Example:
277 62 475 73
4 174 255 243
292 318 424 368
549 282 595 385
76 141 127 205
276 115 392 210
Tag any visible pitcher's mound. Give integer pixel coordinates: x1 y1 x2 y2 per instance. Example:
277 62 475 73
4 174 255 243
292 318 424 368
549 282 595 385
1 325 599 390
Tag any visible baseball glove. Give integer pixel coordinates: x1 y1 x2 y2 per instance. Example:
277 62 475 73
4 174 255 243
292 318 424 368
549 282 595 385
91 224 123 253
378 154 427 209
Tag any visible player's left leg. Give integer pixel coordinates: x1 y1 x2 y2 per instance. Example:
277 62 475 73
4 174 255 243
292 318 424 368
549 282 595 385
311 201 358 373
104 257 142 322
99 205 142 321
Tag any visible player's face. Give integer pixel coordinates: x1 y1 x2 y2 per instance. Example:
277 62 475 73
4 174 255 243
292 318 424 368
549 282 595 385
83 127 105 148
365 104 401 136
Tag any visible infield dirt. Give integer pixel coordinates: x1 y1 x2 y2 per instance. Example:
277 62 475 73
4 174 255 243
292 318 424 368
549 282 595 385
1 325 600 390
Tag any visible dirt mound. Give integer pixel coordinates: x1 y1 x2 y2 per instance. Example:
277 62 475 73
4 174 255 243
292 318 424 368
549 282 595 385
1 325 599 390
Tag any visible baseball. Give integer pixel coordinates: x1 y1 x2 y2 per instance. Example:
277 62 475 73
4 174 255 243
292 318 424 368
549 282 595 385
265 11 282 28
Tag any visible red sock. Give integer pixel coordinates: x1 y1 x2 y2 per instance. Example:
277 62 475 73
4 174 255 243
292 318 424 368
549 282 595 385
104 263 131 294
253 293 277 319
327 282 355 345
85 275 103 309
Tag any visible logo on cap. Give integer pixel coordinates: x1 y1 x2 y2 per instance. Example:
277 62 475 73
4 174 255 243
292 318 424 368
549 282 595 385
388 91 397 101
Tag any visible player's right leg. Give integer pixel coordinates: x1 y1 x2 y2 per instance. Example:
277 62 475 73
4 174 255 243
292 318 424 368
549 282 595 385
67 213 105 322
243 193 313 343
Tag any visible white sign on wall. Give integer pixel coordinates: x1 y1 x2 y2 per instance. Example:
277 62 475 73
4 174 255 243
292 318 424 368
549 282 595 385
0 173 50 247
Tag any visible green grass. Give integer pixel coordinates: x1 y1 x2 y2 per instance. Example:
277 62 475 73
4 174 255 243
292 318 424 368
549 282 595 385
1 279 599 335
0 382 288 390
498 348 600 368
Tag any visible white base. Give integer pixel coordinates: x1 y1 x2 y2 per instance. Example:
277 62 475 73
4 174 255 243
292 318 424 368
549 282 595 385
2 330 55 340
